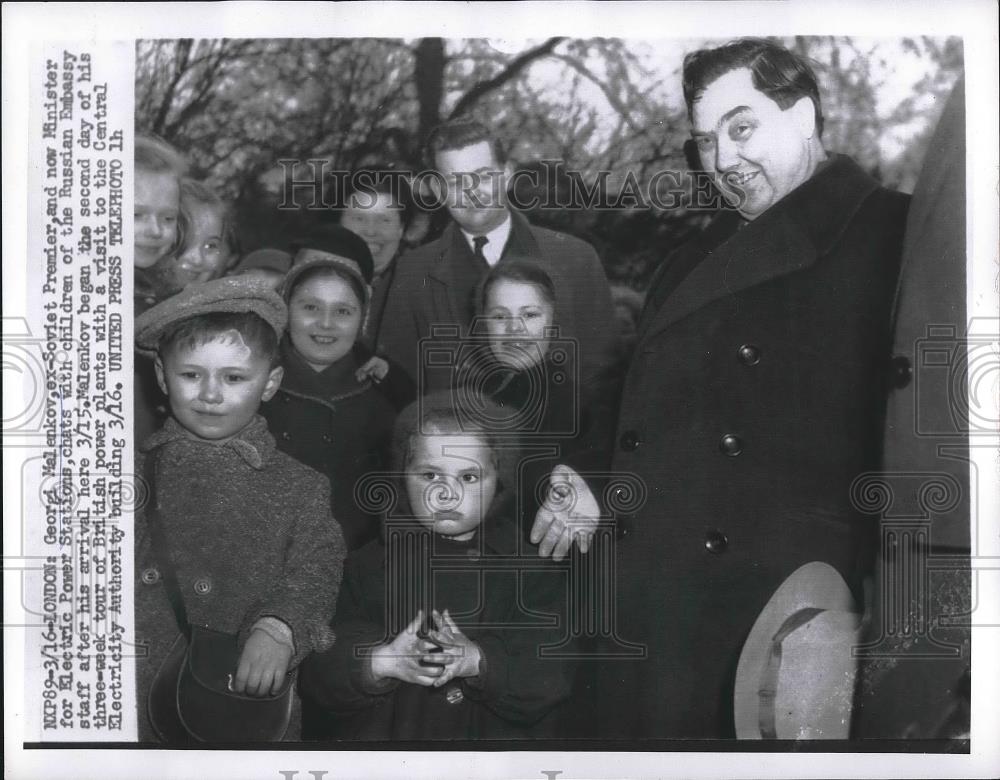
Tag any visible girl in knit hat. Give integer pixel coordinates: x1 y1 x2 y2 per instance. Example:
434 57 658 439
261 225 397 554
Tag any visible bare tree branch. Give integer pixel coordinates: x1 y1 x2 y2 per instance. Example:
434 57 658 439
449 37 566 119
552 53 642 132
150 39 192 135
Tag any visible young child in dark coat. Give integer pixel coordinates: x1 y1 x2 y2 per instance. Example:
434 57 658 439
261 226 396 551
466 259 623 541
133 277 346 742
298 391 575 741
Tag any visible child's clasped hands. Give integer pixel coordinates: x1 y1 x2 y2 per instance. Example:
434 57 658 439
371 609 482 688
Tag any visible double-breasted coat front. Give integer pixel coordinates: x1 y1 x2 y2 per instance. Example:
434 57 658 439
591 154 910 739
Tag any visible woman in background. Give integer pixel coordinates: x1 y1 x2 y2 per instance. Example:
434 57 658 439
338 168 419 407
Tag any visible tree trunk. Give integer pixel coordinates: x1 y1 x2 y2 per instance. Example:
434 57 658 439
414 37 446 152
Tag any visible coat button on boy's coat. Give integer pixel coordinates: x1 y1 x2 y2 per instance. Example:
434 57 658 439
704 529 728 554
445 685 464 705
140 567 160 585
719 433 743 456
193 578 213 595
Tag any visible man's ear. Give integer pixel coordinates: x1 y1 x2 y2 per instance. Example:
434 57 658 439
426 170 444 204
790 96 818 139
154 355 168 396
261 365 284 402
500 160 515 204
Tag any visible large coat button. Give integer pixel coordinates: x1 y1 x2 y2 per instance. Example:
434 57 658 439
889 354 912 389
445 685 464 704
738 344 761 366
193 578 213 595
704 529 728 554
719 433 743 456
140 567 160 585
619 430 640 451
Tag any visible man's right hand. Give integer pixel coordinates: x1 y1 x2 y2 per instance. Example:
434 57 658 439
530 464 601 560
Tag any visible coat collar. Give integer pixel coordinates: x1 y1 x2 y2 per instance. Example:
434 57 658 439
140 414 276 470
643 154 881 335
277 336 370 404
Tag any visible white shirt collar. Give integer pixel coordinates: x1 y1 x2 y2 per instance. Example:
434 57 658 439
461 212 512 266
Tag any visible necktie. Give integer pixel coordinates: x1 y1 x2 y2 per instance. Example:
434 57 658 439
473 235 489 266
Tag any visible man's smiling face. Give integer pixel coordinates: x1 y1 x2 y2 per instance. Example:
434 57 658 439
433 140 511 235
691 68 819 220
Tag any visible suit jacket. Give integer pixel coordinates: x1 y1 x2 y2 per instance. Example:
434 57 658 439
377 209 618 394
592 154 910 739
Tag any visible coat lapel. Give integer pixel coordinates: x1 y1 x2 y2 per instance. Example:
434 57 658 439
423 210 541 332
503 209 542 259
425 224 473 327
648 209 818 331
642 154 881 338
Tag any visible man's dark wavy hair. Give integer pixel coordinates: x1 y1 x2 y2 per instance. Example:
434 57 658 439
425 118 508 167
682 38 825 137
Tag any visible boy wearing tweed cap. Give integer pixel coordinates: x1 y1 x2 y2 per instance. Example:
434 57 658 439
133 277 346 742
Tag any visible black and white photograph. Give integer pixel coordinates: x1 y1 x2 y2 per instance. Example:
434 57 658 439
3 2 998 779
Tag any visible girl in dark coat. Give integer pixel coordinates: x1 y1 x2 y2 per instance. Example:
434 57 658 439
261 227 396 552
469 259 623 539
298 392 575 741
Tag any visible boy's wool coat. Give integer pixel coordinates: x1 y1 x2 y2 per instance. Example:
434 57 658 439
134 415 345 741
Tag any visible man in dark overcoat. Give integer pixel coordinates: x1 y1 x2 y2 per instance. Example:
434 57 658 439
378 119 618 395
531 39 911 739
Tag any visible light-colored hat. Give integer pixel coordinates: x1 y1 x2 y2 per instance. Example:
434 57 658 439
134 276 287 358
734 561 862 739
280 224 374 306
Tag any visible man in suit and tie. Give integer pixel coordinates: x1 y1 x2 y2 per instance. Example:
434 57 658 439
378 118 617 395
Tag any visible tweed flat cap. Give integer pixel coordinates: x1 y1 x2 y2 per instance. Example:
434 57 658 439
135 276 288 357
